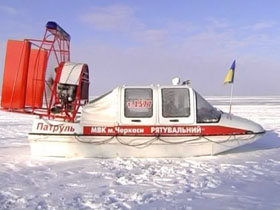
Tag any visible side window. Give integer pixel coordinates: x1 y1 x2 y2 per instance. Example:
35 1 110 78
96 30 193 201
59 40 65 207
162 88 190 118
196 92 221 123
125 88 153 118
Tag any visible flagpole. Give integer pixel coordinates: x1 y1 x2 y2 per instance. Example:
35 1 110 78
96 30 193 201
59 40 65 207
224 60 236 114
229 83 234 114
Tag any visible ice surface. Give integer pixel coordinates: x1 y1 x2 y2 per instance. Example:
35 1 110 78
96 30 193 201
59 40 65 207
0 97 280 210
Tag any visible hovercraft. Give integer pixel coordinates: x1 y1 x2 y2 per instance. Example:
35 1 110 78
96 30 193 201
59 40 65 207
28 69 265 157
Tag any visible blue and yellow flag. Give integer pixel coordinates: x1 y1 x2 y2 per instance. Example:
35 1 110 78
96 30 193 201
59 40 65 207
224 60 236 84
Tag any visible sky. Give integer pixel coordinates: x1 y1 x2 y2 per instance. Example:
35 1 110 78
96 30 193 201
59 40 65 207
0 0 280 96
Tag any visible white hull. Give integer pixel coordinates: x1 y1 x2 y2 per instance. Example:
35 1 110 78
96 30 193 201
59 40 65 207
28 134 263 158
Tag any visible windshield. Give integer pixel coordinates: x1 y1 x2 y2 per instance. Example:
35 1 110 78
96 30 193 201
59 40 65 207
196 92 221 123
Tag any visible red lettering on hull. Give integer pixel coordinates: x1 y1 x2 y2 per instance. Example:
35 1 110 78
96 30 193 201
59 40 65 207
83 125 247 136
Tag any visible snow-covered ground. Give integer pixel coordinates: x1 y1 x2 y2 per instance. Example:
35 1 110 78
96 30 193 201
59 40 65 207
0 97 280 210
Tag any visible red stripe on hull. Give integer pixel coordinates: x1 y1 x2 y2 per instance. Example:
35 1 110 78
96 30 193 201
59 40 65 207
83 125 248 136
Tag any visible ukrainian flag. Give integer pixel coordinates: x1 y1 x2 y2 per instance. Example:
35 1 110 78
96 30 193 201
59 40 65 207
224 60 236 84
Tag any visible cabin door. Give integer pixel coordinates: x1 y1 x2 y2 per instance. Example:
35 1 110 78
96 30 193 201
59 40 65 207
158 87 195 125
120 87 157 125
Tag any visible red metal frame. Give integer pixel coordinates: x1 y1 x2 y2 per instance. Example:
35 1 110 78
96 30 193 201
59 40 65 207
26 22 70 111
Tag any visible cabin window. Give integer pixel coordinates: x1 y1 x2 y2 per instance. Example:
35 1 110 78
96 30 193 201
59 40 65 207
196 92 221 123
125 88 153 118
162 88 190 118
